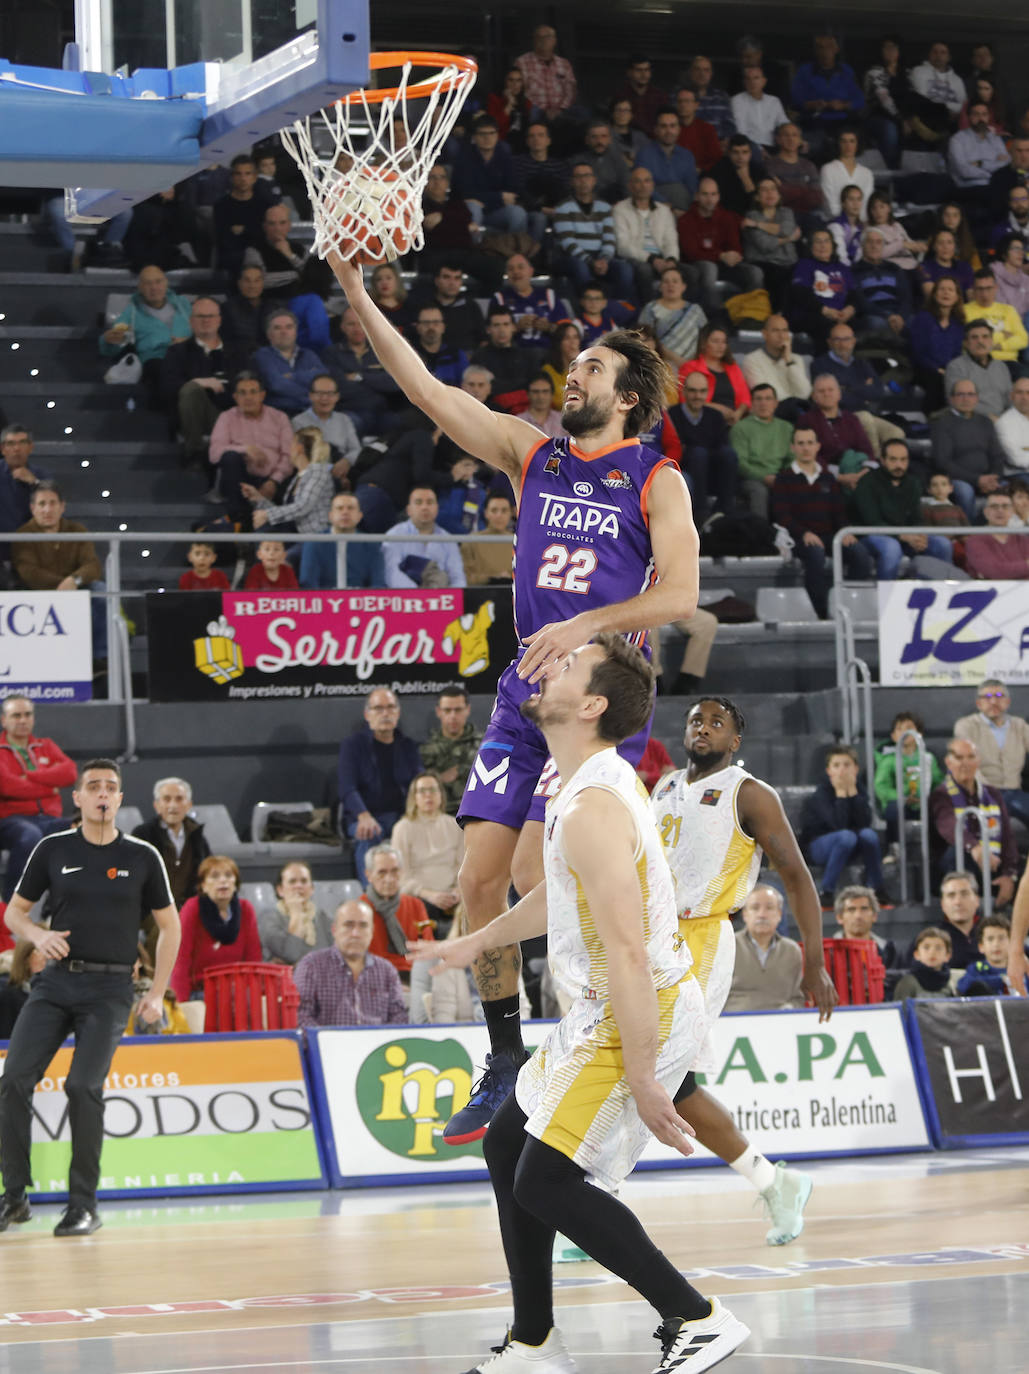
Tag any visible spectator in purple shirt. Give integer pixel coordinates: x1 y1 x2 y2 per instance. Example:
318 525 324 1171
294 899 407 1027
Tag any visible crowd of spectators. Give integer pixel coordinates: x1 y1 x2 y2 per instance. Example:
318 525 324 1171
7 27 1029 1039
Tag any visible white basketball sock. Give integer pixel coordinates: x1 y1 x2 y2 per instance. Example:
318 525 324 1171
728 1146 777 1194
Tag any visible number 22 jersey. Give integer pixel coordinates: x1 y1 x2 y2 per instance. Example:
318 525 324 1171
458 434 677 828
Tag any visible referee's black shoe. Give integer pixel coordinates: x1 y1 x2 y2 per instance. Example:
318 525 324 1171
0 1194 32 1231
54 1205 102 1237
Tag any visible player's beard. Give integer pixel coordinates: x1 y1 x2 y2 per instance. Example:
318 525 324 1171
561 393 614 437
520 693 571 730
685 743 730 771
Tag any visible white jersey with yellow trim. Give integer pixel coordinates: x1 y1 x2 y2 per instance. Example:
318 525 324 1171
515 746 704 1188
650 763 762 922
542 746 690 1003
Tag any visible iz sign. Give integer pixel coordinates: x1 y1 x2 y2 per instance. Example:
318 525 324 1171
900 588 1003 664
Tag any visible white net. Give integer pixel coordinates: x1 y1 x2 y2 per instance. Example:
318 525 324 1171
280 53 477 262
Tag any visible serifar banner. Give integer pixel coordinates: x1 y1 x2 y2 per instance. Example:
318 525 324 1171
878 581 1029 687
907 997 1029 1147
0 590 92 704
310 1007 930 1186
0 1034 325 1199
146 589 517 701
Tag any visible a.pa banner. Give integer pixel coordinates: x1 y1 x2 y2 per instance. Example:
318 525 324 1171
906 997 1029 1148
0 590 92 703
308 1006 930 1187
0 1032 326 1200
878 581 1029 687
146 588 517 701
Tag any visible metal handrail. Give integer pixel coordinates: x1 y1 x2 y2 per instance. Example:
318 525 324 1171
842 655 877 823
953 806 995 920
894 728 932 906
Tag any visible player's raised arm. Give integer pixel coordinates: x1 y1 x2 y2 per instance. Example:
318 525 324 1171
519 463 700 682
562 789 695 1156
739 778 838 1021
328 253 541 484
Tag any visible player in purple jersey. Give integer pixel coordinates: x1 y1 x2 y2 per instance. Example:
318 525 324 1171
329 253 699 1145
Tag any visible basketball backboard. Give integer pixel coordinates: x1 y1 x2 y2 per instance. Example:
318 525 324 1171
61 0 370 218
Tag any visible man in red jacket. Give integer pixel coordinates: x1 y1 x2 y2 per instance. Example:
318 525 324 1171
677 176 762 311
0 696 75 899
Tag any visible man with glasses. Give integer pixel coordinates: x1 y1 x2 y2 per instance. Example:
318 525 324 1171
290 374 360 485
930 738 1019 908
338 688 422 874
158 298 247 467
955 680 1029 832
929 378 1007 520
964 490 1029 579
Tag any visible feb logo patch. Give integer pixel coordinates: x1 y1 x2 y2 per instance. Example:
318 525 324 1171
700 788 722 807
602 468 632 489
107 867 118 880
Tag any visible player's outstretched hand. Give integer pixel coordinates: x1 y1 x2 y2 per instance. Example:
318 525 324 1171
326 250 365 298
519 616 590 685
407 930 485 974
632 1081 697 1158
803 965 839 1022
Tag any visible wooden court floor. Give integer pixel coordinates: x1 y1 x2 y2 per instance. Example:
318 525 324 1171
0 1147 1025 1372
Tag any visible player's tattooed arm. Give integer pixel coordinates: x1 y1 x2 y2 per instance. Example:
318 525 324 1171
474 944 522 1001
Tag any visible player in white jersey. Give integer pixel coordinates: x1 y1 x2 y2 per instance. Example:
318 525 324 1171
410 638 748 1374
651 697 837 1245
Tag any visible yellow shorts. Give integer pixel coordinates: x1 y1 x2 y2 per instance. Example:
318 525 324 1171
514 973 707 1190
679 914 736 1074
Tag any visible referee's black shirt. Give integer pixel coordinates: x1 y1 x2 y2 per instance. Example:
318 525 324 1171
15 829 174 966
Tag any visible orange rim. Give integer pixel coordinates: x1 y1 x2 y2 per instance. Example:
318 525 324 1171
337 50 478 107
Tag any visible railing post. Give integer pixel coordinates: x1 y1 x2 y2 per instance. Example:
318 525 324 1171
335 532 348 589
894 728 928 906
114 614 137 762
104 544 121 702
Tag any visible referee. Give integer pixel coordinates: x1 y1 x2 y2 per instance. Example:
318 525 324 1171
0 758 180 1237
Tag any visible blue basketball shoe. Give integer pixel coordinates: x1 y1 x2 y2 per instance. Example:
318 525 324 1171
443 1049 527 1145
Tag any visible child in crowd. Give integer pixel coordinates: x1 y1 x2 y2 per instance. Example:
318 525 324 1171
873 711 942 840
244 540 300 591
921 473 964 526
1008 476 1029 528
894 926 954 999
956 914 1029 995
179 541 231 591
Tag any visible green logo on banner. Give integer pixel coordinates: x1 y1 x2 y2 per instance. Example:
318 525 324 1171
356 1039 482 1160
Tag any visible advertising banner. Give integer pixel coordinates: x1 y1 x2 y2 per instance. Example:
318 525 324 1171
878 581 1029 687
309 1007 930 1187
0 590 92 703
0 1032 326 1200
906 997 1029 1148
146 588 517 701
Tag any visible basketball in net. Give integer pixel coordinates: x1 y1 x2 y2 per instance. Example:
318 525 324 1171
322 164 418 265
280 52 477 265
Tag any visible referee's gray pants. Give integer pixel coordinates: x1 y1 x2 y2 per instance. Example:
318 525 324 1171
0 965 134 1210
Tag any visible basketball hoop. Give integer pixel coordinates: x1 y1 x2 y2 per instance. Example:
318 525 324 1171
280 50 478 263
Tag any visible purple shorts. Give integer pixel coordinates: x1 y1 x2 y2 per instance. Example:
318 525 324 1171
457 655 653 829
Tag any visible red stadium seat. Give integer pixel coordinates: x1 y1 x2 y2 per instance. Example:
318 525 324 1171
201 962 299 1032
821 938 886 1006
